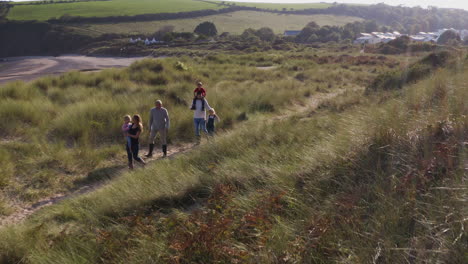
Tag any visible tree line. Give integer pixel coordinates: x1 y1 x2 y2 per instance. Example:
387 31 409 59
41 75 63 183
10 2 468 36
294 20 379 43
142 20 371 46
183 20 464 48
1 11 466 58
283 3 468 34
47 6 257 24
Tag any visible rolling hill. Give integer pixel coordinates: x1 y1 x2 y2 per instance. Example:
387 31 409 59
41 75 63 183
81 11 363 35
7 0 222 21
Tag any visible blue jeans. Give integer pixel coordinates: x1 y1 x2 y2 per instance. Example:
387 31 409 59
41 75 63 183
126 136 132 148
194 118 208 136
126 143 144 163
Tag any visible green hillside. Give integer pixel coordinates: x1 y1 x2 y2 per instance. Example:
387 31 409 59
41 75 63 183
7 0 222 21
218 1 332 10
0 47 466 262
83 11 363 35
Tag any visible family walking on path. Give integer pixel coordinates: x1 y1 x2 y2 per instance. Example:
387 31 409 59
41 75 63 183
123 82 219 169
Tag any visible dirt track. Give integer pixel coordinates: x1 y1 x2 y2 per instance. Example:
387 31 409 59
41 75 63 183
0 86 365 227
0 142 196 227
0 55 147 84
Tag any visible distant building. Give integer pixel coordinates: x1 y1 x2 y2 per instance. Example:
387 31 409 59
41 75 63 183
353 28 468 44
460 30 468 41
354 33 383 44
354 36 379 44
129 37 164 45
284 30 301 36
150 38 164 44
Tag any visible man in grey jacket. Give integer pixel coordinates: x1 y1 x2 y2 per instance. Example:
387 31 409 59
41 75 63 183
146 99 170 157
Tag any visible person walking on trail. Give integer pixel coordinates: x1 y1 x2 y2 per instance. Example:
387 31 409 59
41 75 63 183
146 99 170 158
126 114 146 169
191 92 212 139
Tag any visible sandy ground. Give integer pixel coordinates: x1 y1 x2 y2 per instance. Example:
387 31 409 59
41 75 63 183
0 142 196 227
0 55 147 85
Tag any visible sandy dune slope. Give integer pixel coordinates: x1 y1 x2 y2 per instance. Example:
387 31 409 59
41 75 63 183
0 55 146 84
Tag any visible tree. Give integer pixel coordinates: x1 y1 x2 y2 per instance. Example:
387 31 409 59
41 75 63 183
305 21 320 29
241 28 260 42
295 26 316 43
194 21 217 37
325 32 341 42
307 34 318 42
364 20 378 33
255 27 275 42
162 32 174 42
154 25 174 39
437 30 461 45
342 28 354 40
295 21 320 43
219 32 230 38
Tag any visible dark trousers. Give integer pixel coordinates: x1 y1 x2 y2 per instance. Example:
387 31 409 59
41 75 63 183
207 125 215 135
126 143 144 163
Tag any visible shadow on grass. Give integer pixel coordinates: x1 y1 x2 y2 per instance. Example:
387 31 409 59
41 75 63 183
139 184 212 216
111 178 253 219
74 165 126 186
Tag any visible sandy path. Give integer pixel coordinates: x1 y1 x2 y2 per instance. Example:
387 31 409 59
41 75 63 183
274 87 365 121
0 55 147 84
0 87 365 227
0 142 196 227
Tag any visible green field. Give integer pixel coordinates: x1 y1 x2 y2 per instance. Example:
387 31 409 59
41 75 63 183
7 0 222 21
82 11 363 35
218 1 332 10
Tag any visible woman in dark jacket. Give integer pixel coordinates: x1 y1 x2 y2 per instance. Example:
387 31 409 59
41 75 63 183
126 114 146 169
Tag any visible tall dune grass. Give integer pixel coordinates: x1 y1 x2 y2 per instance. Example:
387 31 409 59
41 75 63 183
1 53 343 210
0 55 466 263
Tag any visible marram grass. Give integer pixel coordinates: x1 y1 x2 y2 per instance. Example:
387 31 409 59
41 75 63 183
1 53 330 212
0 55 466 263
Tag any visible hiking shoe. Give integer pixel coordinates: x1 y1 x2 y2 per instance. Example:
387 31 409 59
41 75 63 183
162 145 167 157
145 144 154 157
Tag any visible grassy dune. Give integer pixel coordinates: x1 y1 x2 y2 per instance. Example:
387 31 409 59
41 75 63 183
7 0 221 21
83 11 363 35
0 49 390 218
0 50 466 263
